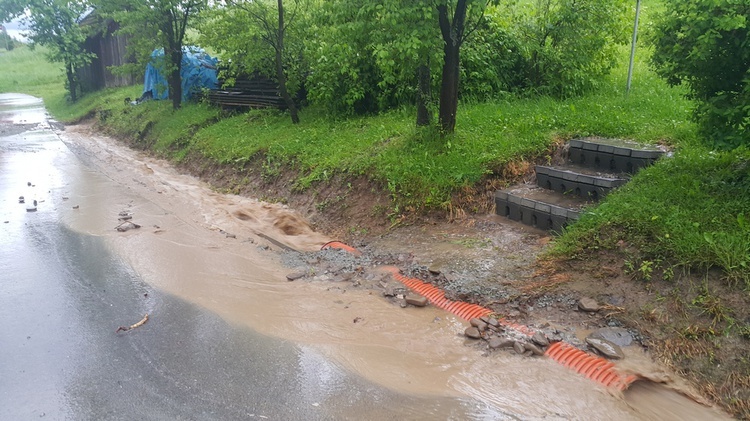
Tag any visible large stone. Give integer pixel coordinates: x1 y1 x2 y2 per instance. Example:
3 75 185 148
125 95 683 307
464 327 482 339
524 342 545 356
513 341 525 354
578 297 600 312
586 337 625 360
589 327 633 347
488 337 514 349
286 272 306 281
405 294 429 307
470 318 488 331
531 332 549 347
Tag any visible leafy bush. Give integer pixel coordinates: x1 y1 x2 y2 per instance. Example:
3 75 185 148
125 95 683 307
650 0 750 149
495 0 631 97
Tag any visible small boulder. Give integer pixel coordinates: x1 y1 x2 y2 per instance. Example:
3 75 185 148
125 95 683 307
578 297 600 312
464 327 482 339
513 341 525 354
470 318 488 331
486 317 500 328
286 272 306 281
524 342 545 356
589 327 633 347
405 294 428 307
488 337 514 349
585 337 625 360
531 332 549 347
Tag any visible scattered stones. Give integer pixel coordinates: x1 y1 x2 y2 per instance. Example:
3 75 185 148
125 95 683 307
588 327 633 347
405 294 428 307
488 337 514 349
464 327 482 339
585 337 624 360
531 332 550 347
353 317 363 323
18 196 24 203
72 205 80 209
427 266 441 275
286 272 306 281
513 341 525 354
578 297 600 312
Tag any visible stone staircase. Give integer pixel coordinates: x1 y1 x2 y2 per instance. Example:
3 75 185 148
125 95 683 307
494 137 664 231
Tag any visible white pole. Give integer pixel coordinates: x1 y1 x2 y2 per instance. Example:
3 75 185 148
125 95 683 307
626 0 642 93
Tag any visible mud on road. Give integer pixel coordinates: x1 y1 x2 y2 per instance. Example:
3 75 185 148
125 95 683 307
63 121 734 420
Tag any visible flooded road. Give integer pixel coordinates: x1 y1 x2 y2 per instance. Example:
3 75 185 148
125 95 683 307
0 93 730 420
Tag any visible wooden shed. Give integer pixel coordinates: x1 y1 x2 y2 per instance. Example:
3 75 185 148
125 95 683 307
77 12 136 92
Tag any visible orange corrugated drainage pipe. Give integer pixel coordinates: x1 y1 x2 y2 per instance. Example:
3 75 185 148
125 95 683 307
545 341 638 391
382 266 494 321
321 240 363 256
320 242 638 392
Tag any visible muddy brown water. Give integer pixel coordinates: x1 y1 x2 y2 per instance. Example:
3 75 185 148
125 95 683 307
2 91 730 419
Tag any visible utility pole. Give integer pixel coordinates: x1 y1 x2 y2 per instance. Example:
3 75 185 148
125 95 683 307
626 0 642 94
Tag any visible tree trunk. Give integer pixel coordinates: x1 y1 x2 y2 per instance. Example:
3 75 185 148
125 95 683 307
169 48 182 110
277 0 299 124
66 64 77 102
416 60 431 127
437 0 468 135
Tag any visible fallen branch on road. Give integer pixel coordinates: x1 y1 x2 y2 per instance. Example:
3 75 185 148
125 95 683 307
116 313 149 333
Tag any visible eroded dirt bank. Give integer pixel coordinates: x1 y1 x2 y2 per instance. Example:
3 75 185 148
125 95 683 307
62 121 734 419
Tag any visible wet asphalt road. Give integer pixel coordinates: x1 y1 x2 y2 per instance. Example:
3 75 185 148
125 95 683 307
0 94 490 420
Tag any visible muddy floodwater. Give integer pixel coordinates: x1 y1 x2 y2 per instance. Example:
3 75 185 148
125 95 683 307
0 93 732 420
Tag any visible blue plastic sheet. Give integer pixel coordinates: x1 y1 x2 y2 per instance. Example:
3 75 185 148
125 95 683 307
142 47 218 102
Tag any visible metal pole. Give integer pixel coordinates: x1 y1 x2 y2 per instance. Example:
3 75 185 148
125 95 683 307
626 0 642 93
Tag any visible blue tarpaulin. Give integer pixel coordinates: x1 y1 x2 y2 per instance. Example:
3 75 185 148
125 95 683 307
142 47 218 102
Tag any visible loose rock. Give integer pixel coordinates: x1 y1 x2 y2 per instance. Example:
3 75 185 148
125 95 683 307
585 337 624 359
578 297 600 312
286 272 306 281
588 327 633 347
513 341 525 354
531 332 550 347
405 294 428 307
524 342 545 356
488 337 514 349
464 327 482 339
470 318 488 332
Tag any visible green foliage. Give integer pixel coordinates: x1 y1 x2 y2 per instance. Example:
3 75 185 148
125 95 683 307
650 0 750 149
492 0 631 97
0 44 64 98
1 0 95 101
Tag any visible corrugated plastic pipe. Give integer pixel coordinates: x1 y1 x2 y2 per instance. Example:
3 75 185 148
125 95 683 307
320 241 638 391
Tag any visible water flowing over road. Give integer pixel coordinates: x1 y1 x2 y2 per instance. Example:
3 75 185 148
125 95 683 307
0 94 730 420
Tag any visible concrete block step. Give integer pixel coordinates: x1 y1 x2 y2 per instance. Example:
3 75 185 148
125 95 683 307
494 185 591 232
535 164 628 201
569 137 664 174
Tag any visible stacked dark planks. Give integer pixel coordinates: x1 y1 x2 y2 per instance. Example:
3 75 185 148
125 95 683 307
208 78 285 109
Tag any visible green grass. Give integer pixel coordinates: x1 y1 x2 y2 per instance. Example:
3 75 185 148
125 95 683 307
0 45 65 100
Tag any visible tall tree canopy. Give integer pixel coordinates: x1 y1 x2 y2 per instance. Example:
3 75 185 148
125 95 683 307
0 0 94 101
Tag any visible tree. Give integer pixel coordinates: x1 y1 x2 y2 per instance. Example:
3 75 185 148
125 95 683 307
99 0 208 109
0 0 94 101
651 0 750 149
436 0 492 134
227 0 301 123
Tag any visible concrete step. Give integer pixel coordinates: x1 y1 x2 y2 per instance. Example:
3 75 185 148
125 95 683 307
535 164 628 201
494 185 592 232
568 137 664 174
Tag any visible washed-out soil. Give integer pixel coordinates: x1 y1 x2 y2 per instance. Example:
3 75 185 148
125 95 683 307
98 119 749 419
